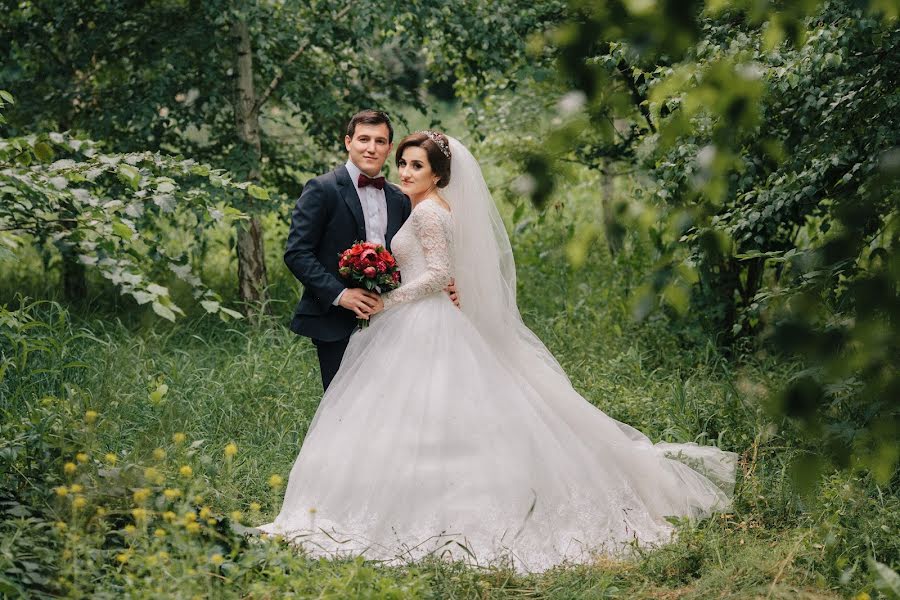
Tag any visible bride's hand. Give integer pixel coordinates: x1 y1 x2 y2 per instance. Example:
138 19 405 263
444 278 460 308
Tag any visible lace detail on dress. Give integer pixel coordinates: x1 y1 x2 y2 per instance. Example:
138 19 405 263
382 199 452 311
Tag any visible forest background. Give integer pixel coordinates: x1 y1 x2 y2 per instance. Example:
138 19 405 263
0 0 897 598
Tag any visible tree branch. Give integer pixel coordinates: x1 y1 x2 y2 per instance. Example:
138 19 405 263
253 3 353 113
615 60 656 134
0 217 79 232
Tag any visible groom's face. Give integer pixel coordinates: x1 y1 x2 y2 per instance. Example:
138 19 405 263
345 124 392 177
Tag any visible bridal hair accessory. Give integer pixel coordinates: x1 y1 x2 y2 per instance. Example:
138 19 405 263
418 130 451 159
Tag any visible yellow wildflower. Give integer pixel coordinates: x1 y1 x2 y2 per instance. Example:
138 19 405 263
230 511 243 523
54 486 68 497
193 494 204 504
163 488 181 500
124 524 137 535
95 507 107 517
75 453 89 464
73 496 87 510
224 443 238 459
104 453 118 465
132 488 150 503
54 521 67 531
63 462 77 476
206 518 216 525
131 508 148 522
183 511 197 523
249 502 261 512
70 484 83 493
172 432 186 445
854 594 871 600
162 511 177 522
185 522 201 534
84 410 99 424
154 528 167 538
152 448 167 461
144 467 164 484
157 551 170 562
146 555 158 567
116 552 130 564
199 506 212 519
209 553 224 566
268 474 284 489
178 465 193 478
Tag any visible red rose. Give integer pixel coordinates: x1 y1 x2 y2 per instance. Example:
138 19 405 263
350 245 364 255
363 266 376 278
362 249 377 262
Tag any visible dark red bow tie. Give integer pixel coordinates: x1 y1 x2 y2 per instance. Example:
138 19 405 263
358 173 385 190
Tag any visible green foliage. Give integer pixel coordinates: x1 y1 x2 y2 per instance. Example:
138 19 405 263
2 239 888 597
0 0 567 308
527 0 899 485
1 174 893 595
0 0 565 193
0 95 248 321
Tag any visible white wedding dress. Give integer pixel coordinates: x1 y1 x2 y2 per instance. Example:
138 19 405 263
260 140 737 572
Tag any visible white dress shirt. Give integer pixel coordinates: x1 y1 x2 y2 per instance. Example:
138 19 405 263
333 159 389 306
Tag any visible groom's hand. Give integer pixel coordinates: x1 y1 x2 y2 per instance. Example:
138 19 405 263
339 288 380 320
445 278 460 308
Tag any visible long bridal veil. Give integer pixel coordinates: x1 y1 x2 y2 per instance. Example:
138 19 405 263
442 137 737 495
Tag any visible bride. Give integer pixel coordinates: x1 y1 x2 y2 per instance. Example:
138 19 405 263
259 131 737 572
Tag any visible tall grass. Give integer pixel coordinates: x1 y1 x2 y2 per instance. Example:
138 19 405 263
1 164 895 598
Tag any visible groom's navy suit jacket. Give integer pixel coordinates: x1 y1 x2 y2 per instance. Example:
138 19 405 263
284 164 411 343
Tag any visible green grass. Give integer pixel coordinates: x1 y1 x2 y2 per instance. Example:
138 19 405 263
1 166 895 598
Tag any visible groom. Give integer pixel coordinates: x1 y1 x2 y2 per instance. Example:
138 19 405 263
287 109 439 391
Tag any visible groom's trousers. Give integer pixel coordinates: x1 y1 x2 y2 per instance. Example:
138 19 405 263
313 337 350 391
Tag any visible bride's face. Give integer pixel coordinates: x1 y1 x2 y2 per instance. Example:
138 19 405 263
398 146 438 201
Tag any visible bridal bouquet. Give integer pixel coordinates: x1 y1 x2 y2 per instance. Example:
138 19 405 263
338 241 400 328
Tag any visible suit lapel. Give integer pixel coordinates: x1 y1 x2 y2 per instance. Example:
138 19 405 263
384 184 405 250
336 165 366 238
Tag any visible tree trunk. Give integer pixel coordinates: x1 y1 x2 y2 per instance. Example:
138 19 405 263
232 18 270 317
62 252 87 303
236 216 268 312
601 165 623 255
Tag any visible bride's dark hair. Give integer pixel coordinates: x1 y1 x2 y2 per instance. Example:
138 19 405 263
395 131 451 188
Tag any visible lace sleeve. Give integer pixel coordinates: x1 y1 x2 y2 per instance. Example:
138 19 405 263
382 203 452 311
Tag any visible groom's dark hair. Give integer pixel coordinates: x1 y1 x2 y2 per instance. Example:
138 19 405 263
346 110 394 143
